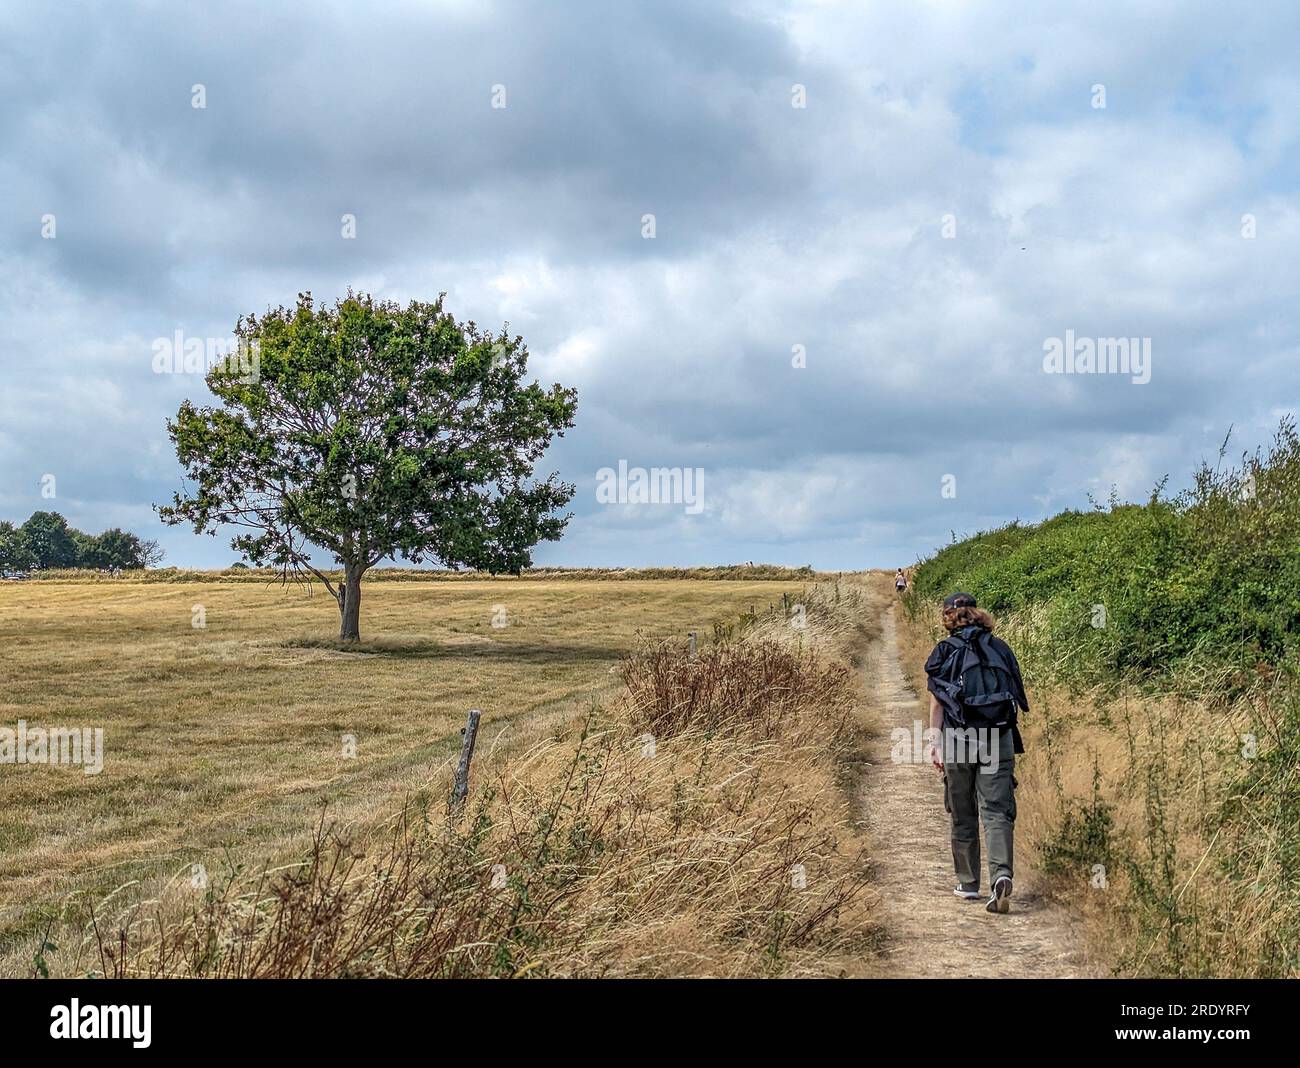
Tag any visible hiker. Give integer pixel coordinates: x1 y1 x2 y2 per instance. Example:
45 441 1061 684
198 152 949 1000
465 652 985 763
894 568 907 592
923 592 1029 914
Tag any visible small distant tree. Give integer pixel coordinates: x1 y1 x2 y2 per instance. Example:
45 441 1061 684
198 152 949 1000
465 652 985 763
21 512 78 570
82 528 158 571
159 292 578 641
139 538 165 568
0 521 34 576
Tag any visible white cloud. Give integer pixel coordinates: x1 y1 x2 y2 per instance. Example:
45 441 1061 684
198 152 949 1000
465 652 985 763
1 0 1297 568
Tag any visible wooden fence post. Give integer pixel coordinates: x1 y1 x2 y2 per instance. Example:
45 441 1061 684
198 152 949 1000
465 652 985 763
450 708 482 812
688 631 697 657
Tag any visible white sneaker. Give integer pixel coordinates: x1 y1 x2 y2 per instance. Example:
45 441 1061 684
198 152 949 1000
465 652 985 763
987 876 1012 914
953 883 981 900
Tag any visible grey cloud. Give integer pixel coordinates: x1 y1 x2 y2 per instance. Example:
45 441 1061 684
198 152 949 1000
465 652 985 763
1 1 1298 570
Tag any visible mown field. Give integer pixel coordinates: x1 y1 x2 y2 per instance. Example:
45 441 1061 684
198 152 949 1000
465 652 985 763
0 573 817 977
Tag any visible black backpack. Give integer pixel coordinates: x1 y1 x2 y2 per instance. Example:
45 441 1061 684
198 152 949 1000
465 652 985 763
932 628 1019 729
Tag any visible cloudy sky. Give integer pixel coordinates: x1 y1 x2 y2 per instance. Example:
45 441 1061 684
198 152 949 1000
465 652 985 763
2 0 1297 569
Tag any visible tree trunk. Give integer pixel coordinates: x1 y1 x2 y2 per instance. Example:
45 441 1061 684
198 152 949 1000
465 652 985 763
338 563 363 641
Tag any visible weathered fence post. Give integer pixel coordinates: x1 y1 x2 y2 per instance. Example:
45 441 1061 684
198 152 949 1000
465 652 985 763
450 708 482 812
688 631 697 657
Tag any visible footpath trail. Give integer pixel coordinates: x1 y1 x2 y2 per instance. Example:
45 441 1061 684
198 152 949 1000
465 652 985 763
860 599 1091 978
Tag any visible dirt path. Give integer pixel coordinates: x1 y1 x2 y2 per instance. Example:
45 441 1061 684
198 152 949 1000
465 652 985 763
861 601 1090 977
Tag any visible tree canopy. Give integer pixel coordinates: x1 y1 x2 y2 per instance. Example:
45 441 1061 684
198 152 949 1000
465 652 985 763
158 292 578 640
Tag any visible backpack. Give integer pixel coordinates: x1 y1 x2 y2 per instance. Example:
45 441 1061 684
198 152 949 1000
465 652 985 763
931 628 1019 729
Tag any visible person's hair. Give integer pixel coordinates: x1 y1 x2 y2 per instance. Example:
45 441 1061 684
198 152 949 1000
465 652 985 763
942 605 995 633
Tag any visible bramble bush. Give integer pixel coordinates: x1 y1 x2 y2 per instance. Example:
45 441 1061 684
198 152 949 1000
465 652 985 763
910 418 1300 696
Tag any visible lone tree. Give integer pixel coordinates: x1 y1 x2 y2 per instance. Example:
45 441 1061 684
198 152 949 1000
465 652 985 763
159 292 577 641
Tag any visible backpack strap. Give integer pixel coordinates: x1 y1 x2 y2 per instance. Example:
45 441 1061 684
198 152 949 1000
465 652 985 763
967 631 993 667
937 634 965 668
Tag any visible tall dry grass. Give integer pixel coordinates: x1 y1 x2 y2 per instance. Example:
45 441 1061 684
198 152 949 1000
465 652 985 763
79 580 878 978
0 575 804 976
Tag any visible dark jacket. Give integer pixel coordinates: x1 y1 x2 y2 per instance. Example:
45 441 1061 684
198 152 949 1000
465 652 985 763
924 625 1029 753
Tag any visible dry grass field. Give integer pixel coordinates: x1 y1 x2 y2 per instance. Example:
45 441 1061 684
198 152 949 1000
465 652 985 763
0 573 819 977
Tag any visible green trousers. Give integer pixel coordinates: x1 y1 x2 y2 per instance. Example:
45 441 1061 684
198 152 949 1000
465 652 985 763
942 727 1016 888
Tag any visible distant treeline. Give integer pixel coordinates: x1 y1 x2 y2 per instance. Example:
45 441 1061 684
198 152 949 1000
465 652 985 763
19 562 819 584
0 511 163 576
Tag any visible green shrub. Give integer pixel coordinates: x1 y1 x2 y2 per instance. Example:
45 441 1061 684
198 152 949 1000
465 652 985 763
1040 761 1114 879
911 418 1300 695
